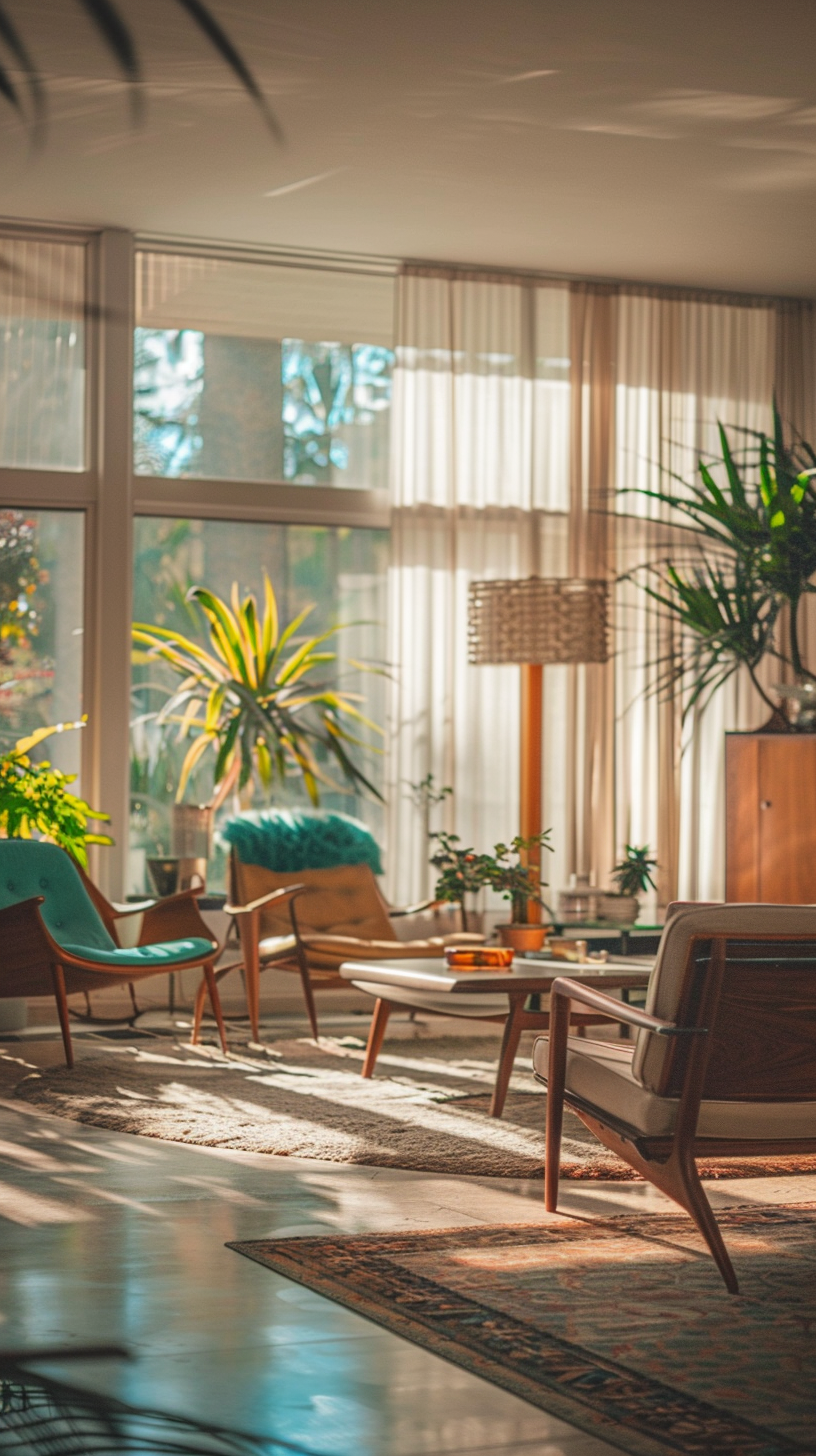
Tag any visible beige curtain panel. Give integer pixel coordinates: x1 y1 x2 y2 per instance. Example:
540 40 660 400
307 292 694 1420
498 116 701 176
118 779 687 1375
385 264 815 912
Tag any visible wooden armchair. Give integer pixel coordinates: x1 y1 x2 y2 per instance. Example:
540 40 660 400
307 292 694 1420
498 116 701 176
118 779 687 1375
0 840 228 1066
193 853 481 1042
535 903 816 1292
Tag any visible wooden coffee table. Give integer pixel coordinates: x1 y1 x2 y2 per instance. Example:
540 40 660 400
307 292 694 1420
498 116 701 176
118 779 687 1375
340 955 653 1118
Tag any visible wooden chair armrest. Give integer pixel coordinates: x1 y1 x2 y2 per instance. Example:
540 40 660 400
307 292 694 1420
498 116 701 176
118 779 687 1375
550 976 707 1036
389 898 446 918
112 887 204 919
136 895 218 950
224 884 307 916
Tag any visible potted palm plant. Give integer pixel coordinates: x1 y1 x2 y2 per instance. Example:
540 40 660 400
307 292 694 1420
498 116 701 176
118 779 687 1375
601 845 657 925
624 406 816 721
133 576 382 879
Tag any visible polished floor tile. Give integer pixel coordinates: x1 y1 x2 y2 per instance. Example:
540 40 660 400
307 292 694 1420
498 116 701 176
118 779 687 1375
2 1027 815 1456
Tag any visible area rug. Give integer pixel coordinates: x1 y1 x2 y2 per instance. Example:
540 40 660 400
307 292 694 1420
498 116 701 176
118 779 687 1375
231 1202 816 1456
11 1032 816 1180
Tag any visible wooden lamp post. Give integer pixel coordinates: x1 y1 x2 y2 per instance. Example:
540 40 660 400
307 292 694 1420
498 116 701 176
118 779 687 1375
468 577 609 921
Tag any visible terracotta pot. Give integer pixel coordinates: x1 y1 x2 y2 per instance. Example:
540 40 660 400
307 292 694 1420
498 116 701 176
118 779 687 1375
497 923 547 952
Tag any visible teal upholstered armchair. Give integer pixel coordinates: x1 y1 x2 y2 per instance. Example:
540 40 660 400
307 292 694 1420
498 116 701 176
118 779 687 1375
0 840 228 1065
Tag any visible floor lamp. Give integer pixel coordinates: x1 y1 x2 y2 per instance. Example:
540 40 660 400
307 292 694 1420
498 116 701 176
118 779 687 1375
468 577 609 922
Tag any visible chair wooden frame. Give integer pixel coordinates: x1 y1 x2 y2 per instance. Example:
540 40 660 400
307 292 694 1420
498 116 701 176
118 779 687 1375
543 932 816 1293
0 891 228 1068
196 848 458 1042
192 884 312 1043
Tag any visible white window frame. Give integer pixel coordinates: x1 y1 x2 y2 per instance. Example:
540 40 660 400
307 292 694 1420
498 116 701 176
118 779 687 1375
0 222 394 897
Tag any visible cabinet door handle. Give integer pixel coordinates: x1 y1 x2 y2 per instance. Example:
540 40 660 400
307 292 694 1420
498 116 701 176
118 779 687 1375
760 800 772 810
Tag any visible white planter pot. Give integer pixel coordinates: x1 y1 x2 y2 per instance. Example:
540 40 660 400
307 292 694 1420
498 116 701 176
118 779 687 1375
0 998 28 1032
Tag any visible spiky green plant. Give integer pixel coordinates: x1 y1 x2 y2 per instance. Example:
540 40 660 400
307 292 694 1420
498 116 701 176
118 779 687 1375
623 404 816 716
132 576 382 806
611 844 658 898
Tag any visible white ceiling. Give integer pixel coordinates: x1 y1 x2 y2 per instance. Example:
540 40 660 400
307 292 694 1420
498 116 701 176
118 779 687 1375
2 0 816 294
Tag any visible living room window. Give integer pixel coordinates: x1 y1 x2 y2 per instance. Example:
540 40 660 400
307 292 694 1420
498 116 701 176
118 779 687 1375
0 238 86 473
0 507 85 776
129 515 388 893
134 251 395 490
0 232 91 805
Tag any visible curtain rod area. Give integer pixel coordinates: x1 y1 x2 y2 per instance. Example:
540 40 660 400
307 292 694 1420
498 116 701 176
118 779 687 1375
0 216 812 308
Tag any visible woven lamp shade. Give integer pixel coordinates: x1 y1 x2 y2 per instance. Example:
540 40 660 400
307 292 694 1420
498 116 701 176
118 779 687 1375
468 577 609 665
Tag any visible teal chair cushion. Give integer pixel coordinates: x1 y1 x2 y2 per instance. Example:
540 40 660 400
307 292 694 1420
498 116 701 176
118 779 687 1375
60 937 214 967
223 809 383 875
0 839 115 952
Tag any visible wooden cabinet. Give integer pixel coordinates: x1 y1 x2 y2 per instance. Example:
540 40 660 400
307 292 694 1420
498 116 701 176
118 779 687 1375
726 733 816 902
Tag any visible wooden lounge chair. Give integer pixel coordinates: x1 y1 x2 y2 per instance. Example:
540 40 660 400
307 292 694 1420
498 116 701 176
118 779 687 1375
0 840 227 1066
535 902 816 1292
193 853 480 1043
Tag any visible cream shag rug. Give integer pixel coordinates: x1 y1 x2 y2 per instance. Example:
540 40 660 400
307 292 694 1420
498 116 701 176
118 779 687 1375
14 1032 816 1180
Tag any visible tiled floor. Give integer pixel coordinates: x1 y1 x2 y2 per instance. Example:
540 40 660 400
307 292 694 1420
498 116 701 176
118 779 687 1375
2 1020 815 1456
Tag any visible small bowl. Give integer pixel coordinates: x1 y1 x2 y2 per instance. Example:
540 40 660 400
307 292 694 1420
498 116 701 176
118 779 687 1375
444 946 515 971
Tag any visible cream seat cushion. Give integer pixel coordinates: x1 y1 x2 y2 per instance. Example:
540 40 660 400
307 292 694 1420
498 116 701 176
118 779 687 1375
532 1035 816 1140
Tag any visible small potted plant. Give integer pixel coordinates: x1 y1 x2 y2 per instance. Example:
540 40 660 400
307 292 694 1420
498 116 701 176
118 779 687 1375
602 844 658 925
486 832 554 951
429 831 491 933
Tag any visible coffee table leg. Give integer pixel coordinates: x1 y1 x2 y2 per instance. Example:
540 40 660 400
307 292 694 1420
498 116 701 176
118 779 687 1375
490 992 527 1118
362 998 392 1078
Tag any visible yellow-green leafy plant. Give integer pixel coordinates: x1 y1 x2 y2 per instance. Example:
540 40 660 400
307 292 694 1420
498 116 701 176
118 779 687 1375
0 720 112 867
132 577 382 806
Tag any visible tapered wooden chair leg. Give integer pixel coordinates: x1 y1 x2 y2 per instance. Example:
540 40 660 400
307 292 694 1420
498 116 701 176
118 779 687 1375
237 921 262 1042
672 1144 739 1294
288 905 318 1040
490 995 526 1117
245 958 261 1043
203 961 228 1055
297 959 319 1041
362 998 391 1078
128 982 139 1018
191 976 207 1045
544 990 571 1212
51 964 74 1068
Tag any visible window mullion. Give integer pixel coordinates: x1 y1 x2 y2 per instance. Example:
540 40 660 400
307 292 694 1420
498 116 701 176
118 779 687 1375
84 229 135 900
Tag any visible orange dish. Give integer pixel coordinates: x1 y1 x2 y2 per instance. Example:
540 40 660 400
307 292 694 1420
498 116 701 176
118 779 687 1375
444 946 515 971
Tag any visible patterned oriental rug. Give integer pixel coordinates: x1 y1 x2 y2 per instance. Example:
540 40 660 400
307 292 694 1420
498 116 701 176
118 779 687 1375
11 1031 816 1180
232 1203 816 1456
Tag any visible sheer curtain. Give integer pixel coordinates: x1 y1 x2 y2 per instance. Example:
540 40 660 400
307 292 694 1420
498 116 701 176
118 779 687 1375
385 268 571 903
386 266 807 910
614 291 776 903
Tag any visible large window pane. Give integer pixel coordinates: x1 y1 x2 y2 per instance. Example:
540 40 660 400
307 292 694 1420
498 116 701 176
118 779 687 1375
130 516 388 894
0 509 84 779
134 253 394 488
0 240 86 471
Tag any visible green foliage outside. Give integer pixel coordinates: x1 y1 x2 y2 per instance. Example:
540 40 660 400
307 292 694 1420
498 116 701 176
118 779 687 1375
0 721 112 868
